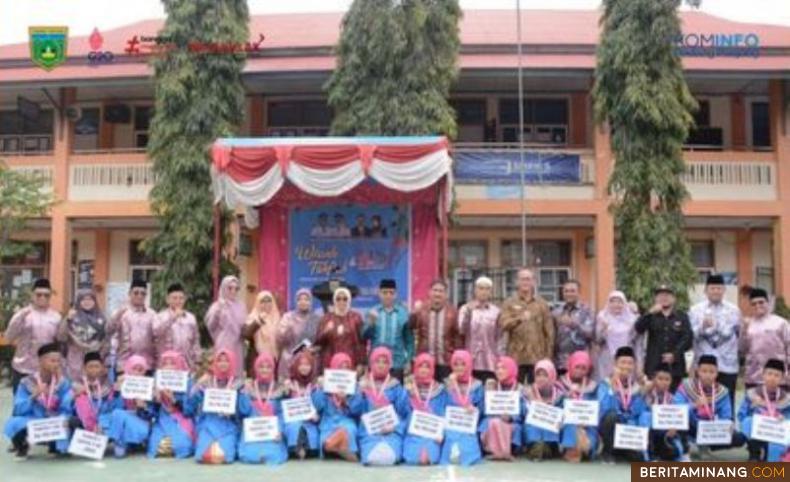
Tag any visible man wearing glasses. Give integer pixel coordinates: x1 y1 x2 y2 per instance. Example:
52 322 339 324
3 278 61 393
108 278 157 373
739 288 790 389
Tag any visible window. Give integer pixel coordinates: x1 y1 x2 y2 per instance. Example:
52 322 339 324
500 240 572 303
448 241 487 270
129 239 161 282
499 98 568 144
690 240 715 283
692 100 710 127
0 241 48 301
755 267 774 295
267 100 331 136
73 107 100 151
451 99 486 143
0 109 54 153
751 102 770 148
133 106 153 148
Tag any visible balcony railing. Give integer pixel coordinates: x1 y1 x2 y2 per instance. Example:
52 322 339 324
68 163 155 201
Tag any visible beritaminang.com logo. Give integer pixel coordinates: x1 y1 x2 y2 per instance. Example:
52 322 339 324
633 462 785 482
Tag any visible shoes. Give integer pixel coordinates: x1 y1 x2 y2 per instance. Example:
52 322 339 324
13 445 29 460
678 454 691 462
601 453 616 465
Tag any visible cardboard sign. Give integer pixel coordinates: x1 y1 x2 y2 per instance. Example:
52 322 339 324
322 369 357 395
407 411 445 440
614 424 649 451
281 397 317 424
243 416 280 442
484 391 520 416
750 414 787 445
361 404 399 436
155 370 189 393
562 399 600 427
696 420 733 446
67 429 108 460
202 388 238 415
121 375 155 401
651 404 689 431
444 406 480 434
26 416 68 444
525 402 563 433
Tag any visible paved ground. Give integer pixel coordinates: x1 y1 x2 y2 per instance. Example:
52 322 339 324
0 387 745 482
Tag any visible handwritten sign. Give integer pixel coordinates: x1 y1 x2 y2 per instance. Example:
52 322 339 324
525 402 563 433
651 404 689 431
361 404 399 436
26 417 68 444
614 424 649 451
202 388 238 415
243 416 280 442
323 369 357 395
408 411 445 440
67 429 108 460
696 420 733 446
750 414 786 445
484 391 520 416
155 370 189 393
121 375 155 401
444 406 480 435
562 399 600 427
281 397 317 424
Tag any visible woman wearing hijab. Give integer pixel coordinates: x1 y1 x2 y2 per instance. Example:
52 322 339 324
313 352 364 461
440 349 484 466
523 358 564 461
58 289 110 380
148 350 195 459
594 291 640 380
278 289 321 379
73 352 118 437
358 347 410 466
243 290 281 375
205 276 247 379
403 353 447 465
238 352 288 465
315 288 366 372
190 349 244 464
479 355 525 460
283 350 321 459
108 355 155 458
558 350 605 463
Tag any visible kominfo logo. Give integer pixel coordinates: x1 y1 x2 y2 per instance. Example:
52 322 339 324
673 33 760 58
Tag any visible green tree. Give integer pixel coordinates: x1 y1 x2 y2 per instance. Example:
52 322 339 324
593 0 698 310
145 0 247 318
0 162 53 330
326 0 461 137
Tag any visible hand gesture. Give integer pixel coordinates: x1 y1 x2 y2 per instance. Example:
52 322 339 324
367 309 378 325
414 300 423 312
649 304 662 315
67 308 77 320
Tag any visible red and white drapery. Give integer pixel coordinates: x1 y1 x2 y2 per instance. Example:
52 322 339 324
210 136 453 303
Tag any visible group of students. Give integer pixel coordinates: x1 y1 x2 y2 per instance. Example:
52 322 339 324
4 339 789 465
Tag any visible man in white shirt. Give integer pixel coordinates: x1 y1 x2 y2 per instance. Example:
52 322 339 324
689 273 741 415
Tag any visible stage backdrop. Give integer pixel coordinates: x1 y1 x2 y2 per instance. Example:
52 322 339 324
289 203 411 311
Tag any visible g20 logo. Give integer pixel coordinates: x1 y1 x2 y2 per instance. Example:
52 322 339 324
88 50 114 64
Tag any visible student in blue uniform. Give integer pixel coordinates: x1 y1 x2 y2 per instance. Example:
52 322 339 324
559 350 604 463
738 359 790 462
440 349 484 466
599 346 644 463
480 355 524 460
4 342 73 458
358 347 410 465
313 352 364 461
108 354 155 458
636 363 689 461
403 353 447 465
523 358 564 461
148 350 195 459
190 348 243 464
238 352 288 464
72 351 119 438
282 350 321 460
674 354 745 459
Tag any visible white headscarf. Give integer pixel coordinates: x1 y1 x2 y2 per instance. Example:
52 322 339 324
332 287 352 316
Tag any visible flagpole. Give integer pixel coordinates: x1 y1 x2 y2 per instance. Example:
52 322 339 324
517 0 527 266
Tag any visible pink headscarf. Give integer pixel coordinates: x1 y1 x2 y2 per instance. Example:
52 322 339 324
413 353 435 386
330 352 352 370
160 350 188 371
497 356 518 387
123 354 149 375
534 358 557 387
369 347 392 381
212 348 237 381
251 352 276 416
253 352 276 383
450 350 473 383
567 350 592 380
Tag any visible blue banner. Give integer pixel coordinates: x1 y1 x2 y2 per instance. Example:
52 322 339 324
453 151 581 184
289 204 411 311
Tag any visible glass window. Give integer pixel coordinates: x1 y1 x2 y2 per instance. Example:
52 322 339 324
451 99 486 125
134 106 152 131
532 99 568 124
1 241 49 302
74 108 100 135
690 240 715 283
448 241 487 270
129 240 157 266
692 100 710 127
268 100 331 127
751 102 770 148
